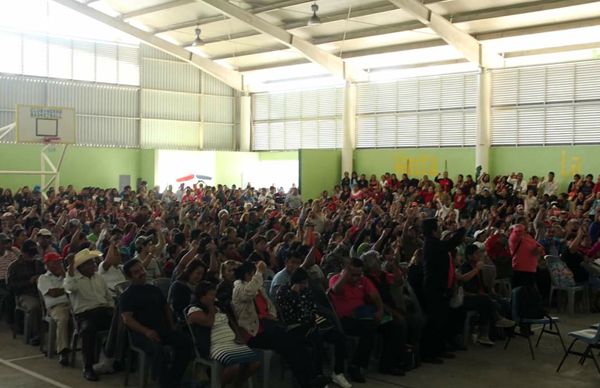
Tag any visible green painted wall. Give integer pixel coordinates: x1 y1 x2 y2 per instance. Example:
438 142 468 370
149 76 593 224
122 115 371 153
489 145 600 191
139 149 155 188
4 145 597 195
0 144 142 190
354 148 477 179
258 151 298 161
215 151 257 187
299 149 341 200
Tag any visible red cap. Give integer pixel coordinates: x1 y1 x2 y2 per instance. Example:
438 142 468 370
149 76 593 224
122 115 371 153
43 252 62 264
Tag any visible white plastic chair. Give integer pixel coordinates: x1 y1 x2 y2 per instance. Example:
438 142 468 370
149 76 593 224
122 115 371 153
546 255 589 314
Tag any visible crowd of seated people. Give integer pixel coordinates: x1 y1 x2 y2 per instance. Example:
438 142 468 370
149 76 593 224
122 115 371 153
0 169 599 386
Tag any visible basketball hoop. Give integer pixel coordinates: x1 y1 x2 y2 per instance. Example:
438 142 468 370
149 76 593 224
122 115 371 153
42 136 61 152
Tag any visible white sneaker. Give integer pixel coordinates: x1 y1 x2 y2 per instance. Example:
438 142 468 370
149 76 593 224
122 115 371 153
495 318 516 328
331 372 352 388
92 361 114 374
92 353 115 375
477 336 494 347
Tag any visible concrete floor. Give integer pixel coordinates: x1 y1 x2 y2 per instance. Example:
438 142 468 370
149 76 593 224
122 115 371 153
0 314 598 388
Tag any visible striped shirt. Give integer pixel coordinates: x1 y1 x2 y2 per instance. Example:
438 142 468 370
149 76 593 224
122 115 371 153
0 248 19 282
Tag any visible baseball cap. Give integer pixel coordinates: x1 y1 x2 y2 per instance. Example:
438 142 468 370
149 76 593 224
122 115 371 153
43 252 62 264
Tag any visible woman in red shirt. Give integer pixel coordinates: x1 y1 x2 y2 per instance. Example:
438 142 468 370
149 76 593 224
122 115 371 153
509 219 545 287
420 186 435 205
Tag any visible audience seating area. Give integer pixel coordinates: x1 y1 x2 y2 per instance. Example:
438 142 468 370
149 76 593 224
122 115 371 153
0 170 599 387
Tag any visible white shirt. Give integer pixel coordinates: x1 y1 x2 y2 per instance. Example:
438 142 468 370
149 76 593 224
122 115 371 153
63 271 114 314
538 180 559 197
98 262 126 294
508 178 528 195
37 271 69 310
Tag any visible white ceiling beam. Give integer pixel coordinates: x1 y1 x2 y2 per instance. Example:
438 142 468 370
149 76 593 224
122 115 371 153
476 16 600 40
212 0 587 61
50 0 246 91
387 0 502 68
502 41 600 58
198 0 369 82
121 0 196 20
239 13 600 72
180 0 445 46
153 0 315 34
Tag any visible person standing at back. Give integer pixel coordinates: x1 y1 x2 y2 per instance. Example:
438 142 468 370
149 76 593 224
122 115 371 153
420 218 465 363
509 217 544 288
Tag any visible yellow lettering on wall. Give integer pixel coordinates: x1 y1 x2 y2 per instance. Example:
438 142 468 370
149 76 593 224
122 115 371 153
570 156 582 176
394 154 440 178
560 150 582 177
560 150 567 177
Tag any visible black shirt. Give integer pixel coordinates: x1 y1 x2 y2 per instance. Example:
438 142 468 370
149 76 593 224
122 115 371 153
120 283 170 336
561 250 589 283
168 280 193 324
423 228 466 295
460 262 484 294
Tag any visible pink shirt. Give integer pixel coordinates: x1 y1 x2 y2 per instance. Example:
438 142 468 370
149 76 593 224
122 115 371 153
328 274 377 318
509 225 544 273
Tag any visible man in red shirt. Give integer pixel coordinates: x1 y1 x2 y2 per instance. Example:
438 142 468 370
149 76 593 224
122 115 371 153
435 171 454 193
329 258 382 383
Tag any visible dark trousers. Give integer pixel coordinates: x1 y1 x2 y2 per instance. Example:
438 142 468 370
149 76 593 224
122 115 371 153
301 325 348 375
379 318 407 369
0 282 15 324
463 294 494 326
74 307 113 370
422 292 449 358
340 317 377 369
248 320 314 388
512 270 537 288
322 327 348 374
130 330 192 388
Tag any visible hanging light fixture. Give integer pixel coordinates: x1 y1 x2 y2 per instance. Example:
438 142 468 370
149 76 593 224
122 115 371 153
307 2 321 26
192 26 204 46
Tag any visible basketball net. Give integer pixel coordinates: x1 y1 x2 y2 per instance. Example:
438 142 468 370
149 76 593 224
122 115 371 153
42 136 61 152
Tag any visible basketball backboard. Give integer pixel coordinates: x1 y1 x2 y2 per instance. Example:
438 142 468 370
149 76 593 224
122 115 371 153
16 105 76 144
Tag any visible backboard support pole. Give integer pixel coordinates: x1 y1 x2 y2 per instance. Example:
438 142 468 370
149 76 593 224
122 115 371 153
0 122 68 199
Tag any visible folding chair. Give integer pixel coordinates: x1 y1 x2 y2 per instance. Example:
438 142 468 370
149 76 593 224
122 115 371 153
556 323 600 375
504 287 566 360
